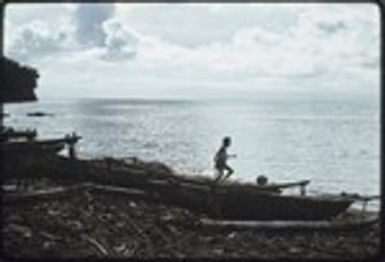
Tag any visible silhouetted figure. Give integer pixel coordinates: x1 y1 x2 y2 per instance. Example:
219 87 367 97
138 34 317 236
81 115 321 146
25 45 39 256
214 136 236 183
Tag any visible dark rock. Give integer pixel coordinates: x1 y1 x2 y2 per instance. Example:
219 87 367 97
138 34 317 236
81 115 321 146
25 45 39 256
27 111 54 117
1 57 39 103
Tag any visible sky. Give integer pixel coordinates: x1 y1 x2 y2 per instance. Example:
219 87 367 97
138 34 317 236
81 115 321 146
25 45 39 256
3 3 380 100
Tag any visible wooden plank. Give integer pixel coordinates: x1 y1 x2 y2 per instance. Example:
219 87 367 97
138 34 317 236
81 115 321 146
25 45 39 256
3 185 84 203
254 180 311 191
17 182 159 209
83 183 146 195
2 183 151 204
200 217 379 231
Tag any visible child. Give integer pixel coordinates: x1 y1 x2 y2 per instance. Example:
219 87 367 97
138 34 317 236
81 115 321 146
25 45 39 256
214 136 236 183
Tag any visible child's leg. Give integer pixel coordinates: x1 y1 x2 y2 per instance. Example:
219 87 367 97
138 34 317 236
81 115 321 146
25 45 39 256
214 168 224 183
224 165 234 179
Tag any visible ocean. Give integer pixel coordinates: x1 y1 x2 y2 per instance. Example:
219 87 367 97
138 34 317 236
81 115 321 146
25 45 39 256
3 98 380 206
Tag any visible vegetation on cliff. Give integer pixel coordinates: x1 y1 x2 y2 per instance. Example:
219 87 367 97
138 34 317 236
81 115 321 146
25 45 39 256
1 57 39 102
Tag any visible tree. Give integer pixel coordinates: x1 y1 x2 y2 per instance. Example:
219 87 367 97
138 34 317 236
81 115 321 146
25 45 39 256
1 57 39 103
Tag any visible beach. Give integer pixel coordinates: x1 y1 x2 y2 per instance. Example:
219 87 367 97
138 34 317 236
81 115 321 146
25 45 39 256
2 153 381 260
3 183 380 259
3 3 381 259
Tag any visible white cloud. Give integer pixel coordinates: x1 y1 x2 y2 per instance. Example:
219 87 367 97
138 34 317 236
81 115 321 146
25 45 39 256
4 3 74 26
6 20 75 62
3 3 380 99
72 3 115 47
113 3 299 47
100 20 138 61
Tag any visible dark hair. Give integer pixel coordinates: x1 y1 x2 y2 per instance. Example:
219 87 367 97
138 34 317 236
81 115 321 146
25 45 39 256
257 175 268 186
223 136 231 145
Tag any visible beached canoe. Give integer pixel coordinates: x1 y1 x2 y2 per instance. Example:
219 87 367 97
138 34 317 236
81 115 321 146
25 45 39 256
59 159 353 221
212 189 354 220
1 134 81 157
2 181 354 222
135 179 353 221
1 140 66 155
0 129 37 141
0 152 354 221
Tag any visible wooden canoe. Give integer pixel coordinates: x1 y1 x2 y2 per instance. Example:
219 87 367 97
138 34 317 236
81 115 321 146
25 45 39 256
1 134 82 156
212 189 353 220
1 140 66 155
0 129 37 141
61 159 353 221
0 152 354 221
134 179 353 221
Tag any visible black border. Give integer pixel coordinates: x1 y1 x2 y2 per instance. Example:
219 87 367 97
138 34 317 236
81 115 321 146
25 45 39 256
0 1 383 261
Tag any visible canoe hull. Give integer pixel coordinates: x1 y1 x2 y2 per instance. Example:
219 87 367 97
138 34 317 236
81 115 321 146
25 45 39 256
1 140 65 155
146 182 353 221
215 190 353 220
0 149 353 221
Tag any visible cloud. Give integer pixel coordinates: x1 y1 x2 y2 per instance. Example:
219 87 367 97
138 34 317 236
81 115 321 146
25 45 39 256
316 21 346 34
114 3 378 77
3 3 380 99
6 20 73 62
6 3 139 63
100 20 138 61
5 4 74 26
114 3 299 48
73 3 115 47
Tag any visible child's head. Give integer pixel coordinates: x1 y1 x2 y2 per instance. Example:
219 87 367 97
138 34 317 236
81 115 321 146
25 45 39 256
256 175 268 186
223 136 231 147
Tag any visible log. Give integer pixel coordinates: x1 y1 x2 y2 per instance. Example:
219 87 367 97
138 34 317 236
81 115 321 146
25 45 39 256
82 234 109 256
199 217 379 232
255 180 310 191
2 183 150 204
2 185 84 203
83 183 154 202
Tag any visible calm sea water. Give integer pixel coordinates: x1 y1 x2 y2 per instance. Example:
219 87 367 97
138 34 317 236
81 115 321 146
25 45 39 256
4 98 380 202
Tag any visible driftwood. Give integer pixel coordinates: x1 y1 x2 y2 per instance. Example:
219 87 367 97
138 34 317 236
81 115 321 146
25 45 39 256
3 185 379 259
84 183 146 195
82 234 109 256
264 180 310 189
2 185 85 203
2 183 149 204
200 217 379 232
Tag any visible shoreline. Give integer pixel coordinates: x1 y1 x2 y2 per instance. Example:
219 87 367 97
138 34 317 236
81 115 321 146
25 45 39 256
2 153 381 259
53 152 382 213
3 188 380 259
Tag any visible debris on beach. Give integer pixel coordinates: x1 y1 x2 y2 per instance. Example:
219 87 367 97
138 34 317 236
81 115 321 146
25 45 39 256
1 152 381 259
2 182 380 259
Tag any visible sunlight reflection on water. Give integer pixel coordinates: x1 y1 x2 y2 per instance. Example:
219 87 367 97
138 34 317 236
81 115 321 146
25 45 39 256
4 99 380 203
